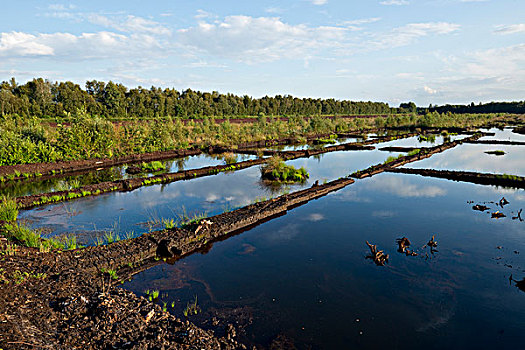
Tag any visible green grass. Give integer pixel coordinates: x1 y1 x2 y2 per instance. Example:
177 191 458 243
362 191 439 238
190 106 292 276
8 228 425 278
140 161 166 172
0 196 18 222
183 296 200 317
261 156 309 183
145 289 160 301
1 223 79 251
162 218 176 229
101 268 118 280
407 149 421 156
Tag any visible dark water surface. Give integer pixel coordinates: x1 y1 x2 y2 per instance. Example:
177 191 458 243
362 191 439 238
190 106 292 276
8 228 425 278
121 173 525 349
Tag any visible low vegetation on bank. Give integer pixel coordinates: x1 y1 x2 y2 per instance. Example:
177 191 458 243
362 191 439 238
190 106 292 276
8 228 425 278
261 156 309 183
0 107 510 166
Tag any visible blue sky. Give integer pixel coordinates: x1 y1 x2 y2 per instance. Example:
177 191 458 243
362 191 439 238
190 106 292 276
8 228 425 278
1 0 524 106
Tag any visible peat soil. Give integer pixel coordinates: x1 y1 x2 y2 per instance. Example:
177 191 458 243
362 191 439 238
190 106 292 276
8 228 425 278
0 177 353 349
386 167 525 188
464 140 525 145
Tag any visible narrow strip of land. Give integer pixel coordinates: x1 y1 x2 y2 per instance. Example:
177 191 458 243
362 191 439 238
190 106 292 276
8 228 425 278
463 140 525 146
386 167 525 188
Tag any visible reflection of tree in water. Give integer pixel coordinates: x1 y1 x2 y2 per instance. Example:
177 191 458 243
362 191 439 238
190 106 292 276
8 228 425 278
0 167 122 197
174 157 188 171
418 134 437 144
258 179 298 195
164 160 174 172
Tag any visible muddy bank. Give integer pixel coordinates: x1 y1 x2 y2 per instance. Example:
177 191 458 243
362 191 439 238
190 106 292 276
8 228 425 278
386 168 525 188
378 146 430 152
0 176 353 349
350 133 484 179
463 140 525 146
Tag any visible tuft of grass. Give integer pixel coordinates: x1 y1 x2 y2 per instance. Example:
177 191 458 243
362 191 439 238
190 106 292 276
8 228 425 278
146 289 160 301
0 196 18 222
1 223 78 251
407 149 421 156
101 268 118 280
141 161 166 172
162 218 176 229
183 296 200 317
261 156 309 183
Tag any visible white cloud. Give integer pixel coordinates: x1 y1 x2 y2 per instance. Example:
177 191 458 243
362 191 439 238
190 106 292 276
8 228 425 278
310 0 328 5
424 85 437 94
178 15 348 63
0 31 162 60
87 14 171 36
367 176 447 198
371 22 460 49
48 4 75 11
307 213 325 221
343 17 381 26
494 24 525 35
0 32 55 56
380 0 409 5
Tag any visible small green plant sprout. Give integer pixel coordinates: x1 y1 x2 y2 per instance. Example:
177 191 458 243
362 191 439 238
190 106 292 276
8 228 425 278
0 195 18 222
162 218 176 229
146 289 160 301
171 301 175 308
100 268 118 280
1 243 16 256
162 301 168 312
183 296 200 317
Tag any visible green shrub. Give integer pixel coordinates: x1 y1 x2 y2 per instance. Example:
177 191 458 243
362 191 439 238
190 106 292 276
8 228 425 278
261 156 309 183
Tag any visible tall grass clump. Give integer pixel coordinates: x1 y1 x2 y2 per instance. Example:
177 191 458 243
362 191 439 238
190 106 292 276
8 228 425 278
0 196 18 222
261 156 309 183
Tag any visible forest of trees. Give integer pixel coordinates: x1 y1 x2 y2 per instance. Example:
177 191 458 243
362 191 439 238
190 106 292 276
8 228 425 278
426 101 525 115
0 78 392 119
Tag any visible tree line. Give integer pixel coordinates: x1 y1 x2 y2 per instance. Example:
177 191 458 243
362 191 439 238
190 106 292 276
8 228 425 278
0 78 392 119
426 101 525 115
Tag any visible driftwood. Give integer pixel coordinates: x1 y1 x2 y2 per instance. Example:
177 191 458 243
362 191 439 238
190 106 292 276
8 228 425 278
366 241 389 266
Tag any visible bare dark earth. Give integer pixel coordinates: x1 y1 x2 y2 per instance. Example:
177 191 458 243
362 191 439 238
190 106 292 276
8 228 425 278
386 168 525 188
